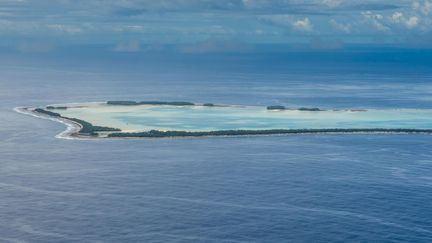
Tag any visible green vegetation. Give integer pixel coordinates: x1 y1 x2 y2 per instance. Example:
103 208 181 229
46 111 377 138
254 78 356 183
266 106 323 111
203 103 215 107
107 101 138 105
107 128 432 138
34 108 61 117
298 107 322 111
107 101 195 106
46 106 68 110
140 101 195 106
267 106 286 110
65 117 121 135
34 108 120 136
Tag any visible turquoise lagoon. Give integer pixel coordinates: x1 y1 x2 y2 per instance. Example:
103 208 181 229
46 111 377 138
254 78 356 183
53 103 432 132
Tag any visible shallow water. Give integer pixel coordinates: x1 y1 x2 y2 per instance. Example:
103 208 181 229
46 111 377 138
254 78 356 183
1 51 432 242
53 103 432 132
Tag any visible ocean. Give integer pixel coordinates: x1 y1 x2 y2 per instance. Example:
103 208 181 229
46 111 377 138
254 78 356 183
1 48 432 242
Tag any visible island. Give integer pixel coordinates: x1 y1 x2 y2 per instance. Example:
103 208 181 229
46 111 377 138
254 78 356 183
107 101 195 106
14 101 432 139
267 106 323 111
33 108 121 136
107 128 432 138
46 106 68 110
298 107 322 111
267 106 286 110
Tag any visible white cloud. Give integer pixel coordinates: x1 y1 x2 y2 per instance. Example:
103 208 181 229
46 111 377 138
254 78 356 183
329 19 351 33
362 11 390 32
259 15 313 32
362 11 384 21
413 1 432 16
0 0 430 46
406 16 419 28
293 17 313 31
389 12 420 29
113 25 145 33
391 12 403 23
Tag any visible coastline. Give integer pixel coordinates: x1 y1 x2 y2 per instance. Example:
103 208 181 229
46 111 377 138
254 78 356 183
14 105 432 140
14 107 85 139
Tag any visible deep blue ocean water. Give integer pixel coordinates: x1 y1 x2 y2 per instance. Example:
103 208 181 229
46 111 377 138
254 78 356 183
1 49 432 242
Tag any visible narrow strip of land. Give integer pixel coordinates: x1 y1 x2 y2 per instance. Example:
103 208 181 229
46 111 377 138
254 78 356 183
15 104 432 139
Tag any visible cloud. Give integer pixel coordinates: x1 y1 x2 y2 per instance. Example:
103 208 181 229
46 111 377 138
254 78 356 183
259 15 313 32
0 0 403 20
329 19 351 33
413 1 432 16
0 0 430 47
362 11 390 32
391 12 404 23
406 16 420 28
113 25 146 33
389 12 420 29
293 18 313 31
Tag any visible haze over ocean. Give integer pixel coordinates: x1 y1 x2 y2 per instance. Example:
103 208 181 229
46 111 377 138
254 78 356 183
2 0 432 242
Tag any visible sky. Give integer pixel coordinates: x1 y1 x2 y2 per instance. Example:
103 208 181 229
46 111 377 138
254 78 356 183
1 0 432 52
